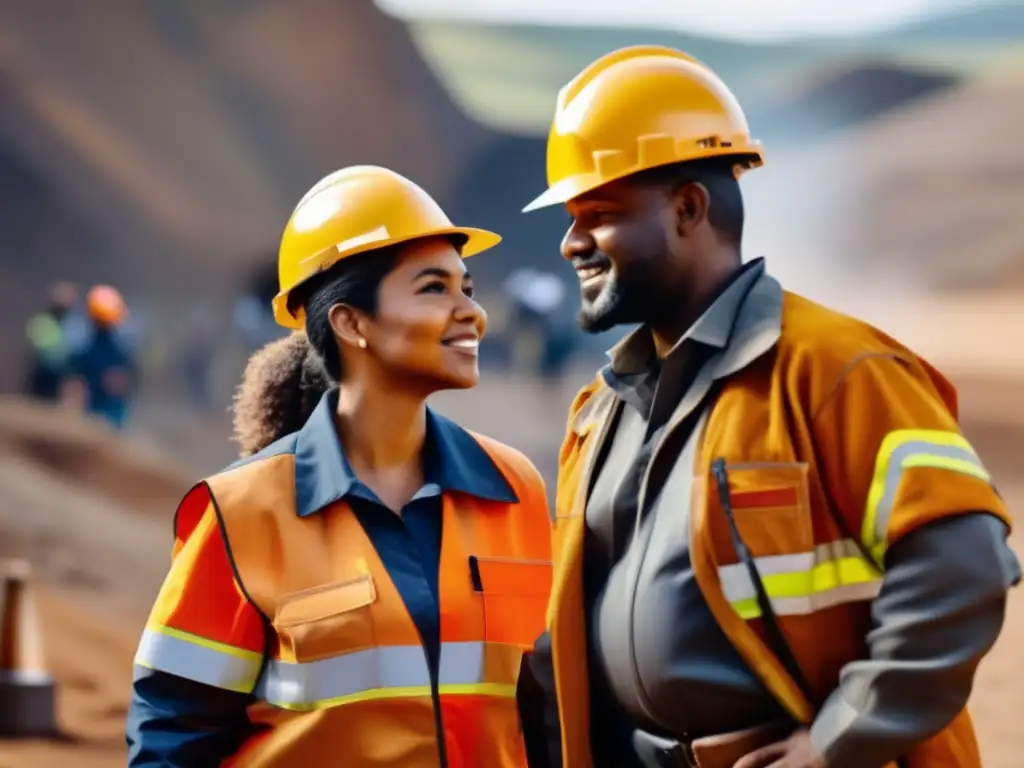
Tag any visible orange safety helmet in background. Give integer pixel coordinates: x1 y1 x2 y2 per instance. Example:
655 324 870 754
273 165 502 330
86 284 128 326
523 45 765 213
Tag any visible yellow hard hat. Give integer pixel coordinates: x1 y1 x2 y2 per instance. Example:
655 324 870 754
273 165 502 329
523 46 764 213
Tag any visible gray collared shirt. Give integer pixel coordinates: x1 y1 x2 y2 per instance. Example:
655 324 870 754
582 259 789 759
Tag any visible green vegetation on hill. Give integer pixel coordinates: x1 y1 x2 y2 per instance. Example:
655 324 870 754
405 3 1024 135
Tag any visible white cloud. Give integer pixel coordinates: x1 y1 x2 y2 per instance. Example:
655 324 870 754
376 0 995 40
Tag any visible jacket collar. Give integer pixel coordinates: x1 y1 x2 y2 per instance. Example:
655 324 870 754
571 260 783 441
603 257 767 377
293 390 518 517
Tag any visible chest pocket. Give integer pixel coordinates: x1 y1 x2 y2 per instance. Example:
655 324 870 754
711 461 814 559
273 574 378 663
470 556 553 649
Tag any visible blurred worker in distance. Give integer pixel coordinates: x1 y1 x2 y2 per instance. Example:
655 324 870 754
23 280 78 401
179 304 219 410
65 284 137 429
524 46 1020 768
126 165 553 767
503 267 576 381
234 258 288 352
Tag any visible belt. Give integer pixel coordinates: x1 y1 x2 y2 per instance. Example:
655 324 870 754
632 722 795 768
632 730 697 768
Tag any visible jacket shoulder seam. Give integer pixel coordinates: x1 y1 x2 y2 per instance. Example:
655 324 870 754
809 350 911 423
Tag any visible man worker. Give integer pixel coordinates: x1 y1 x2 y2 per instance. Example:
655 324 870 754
24 281 78 401
66 284 137 429
522 46 1020 768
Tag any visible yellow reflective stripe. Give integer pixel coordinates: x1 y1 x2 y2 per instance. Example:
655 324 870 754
258 640 521 712
719 539 883 619
901 454 990 481
862 429 991 565
438 682 518 698
133 624 263 693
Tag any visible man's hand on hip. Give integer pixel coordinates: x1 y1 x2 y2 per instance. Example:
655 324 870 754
732 729 826 768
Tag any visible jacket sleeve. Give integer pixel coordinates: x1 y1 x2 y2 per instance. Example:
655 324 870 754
520 631 563 768
127 670 256 767
518 640 552 768
807 351 1019 768
126 493 267 766
518 383 603 768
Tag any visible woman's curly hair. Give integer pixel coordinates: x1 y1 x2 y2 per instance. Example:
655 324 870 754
231 332 332 457
229 246 404 458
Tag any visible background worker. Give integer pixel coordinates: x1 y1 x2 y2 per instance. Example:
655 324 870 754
126 166 553 767
524 46 1020 768
65 284 137 429
23 280 78 402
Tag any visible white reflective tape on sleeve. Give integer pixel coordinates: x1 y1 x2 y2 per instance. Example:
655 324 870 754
134 626 263 694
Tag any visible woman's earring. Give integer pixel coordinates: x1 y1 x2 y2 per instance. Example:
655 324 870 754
357 338 367 349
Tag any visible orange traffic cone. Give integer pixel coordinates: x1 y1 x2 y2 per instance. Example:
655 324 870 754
0 559 56 737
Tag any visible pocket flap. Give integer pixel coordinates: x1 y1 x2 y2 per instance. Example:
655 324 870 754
722 462 809 511
710 461 814 559
274 574 376 628
470 557 553 597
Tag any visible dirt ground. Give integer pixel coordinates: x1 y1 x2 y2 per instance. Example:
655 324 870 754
1 327 1023 767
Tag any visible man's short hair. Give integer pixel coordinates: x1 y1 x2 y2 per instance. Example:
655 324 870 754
630 157 751 247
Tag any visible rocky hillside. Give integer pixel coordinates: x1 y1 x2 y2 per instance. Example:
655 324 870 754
2 1 1022 394
0 0 496 390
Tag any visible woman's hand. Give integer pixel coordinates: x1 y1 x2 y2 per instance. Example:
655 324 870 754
733 729 826 768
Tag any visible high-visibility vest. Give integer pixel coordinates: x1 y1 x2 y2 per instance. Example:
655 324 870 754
548 287 1010 768
153 430 552 767
25 313 67 366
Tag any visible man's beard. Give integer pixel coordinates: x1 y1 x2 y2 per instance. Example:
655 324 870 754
577 273 651 334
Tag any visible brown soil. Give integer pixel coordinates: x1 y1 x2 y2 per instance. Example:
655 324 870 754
1 337 1023 766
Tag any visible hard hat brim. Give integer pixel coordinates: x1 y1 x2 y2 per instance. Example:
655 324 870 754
522 169 612 213
523 165 651 213
272 224 501 330
523 148 766 214
522 186 568 214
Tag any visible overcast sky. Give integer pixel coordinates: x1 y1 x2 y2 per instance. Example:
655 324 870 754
376 0 1000 40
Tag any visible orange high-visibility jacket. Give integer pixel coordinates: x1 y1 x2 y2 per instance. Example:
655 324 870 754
136 408 552 767
548 289 1010 768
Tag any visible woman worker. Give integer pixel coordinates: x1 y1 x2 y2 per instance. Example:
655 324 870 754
126 166 554 767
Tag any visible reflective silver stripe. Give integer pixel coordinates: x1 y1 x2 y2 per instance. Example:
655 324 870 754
719 539 866 588
439 640 489 686
257 644 431 709
134 627 262 693
719 538 883 618
0 669 53 686
740 580 883 618
871 441 988 548
719 539 863 583
438 640 521 692
257 641 520 711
